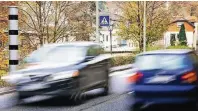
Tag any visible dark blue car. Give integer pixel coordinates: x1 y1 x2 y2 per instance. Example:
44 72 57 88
129 49 198 110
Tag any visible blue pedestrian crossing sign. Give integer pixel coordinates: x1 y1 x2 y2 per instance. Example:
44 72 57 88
99 16 110 26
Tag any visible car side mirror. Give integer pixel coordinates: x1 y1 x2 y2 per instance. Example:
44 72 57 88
85 56 94 62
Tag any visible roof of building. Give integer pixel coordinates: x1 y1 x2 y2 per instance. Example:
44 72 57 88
137 49 193 56
170 19 195 28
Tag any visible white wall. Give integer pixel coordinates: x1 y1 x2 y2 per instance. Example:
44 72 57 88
186 32 194 47
164 31 194 47
99 29 139 51
100 29 121 48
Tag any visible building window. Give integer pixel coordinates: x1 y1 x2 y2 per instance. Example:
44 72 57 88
170 34 176 46
106 35 108 41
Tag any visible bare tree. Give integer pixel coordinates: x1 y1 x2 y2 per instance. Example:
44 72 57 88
19 1 96 47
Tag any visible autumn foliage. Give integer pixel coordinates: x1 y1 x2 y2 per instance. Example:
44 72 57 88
0 2 18 86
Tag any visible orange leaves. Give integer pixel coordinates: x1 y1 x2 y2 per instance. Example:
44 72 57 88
0 1 17 6
0 30 8 71
0 1 18 30
0 30 8 49
0 49 8 70
0 31 7 41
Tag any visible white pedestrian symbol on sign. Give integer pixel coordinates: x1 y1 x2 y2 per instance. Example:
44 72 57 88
101 17 109 25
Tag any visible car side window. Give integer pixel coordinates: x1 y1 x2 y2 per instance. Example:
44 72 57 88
87 46 99 56
87 45 104 56
98 46 105 54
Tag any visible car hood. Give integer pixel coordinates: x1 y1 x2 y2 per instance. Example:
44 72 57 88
12 61 85 75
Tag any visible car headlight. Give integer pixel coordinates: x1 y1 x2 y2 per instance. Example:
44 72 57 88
45 70 79 82
1 74 24 84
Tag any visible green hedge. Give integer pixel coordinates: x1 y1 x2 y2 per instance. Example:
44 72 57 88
146 46 163 51
167 45 192 49
110 55 135 67
145 45 193 51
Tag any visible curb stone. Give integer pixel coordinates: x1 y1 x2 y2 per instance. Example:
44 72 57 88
0 87 15 95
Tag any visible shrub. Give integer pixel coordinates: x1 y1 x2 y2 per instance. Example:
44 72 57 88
167 45 192 49
146 46 163 51
110 54 135 67
0 70 12 87
178 24 187 46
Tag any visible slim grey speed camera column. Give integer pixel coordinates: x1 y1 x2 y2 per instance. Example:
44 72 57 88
8 6 18 72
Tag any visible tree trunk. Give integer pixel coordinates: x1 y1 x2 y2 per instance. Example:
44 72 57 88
53 2 58 43
139 37 144 52
38 1 43 46
137 2 144 52
39 35 43 47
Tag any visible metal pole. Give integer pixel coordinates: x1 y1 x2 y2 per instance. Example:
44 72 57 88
110 29 112 55
8 6 18 72
143 1 146 52
96 1 99 43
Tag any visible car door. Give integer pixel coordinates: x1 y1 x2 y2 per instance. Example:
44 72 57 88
79 45 109 90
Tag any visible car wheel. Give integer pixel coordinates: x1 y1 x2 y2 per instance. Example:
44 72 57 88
18 92 28 100
101 85 109 96
17 92 29 104
71 91 86 105
101 67 109 96
132 103 142 111
187 102 197 111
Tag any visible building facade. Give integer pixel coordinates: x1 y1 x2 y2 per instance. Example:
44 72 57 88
99 1 139 52
164 19 198 48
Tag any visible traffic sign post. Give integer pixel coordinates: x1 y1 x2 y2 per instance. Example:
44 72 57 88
99 15 113 54
8 6 18 72
99 15 110 27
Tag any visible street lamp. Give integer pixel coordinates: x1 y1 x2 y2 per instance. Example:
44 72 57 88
108 24 113 55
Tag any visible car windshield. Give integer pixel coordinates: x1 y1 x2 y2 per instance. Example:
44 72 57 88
24 46 55 63
24 45 87 63
42 46 87 63
135 54 191 70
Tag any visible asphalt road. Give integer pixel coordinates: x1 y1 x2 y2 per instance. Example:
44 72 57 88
0 69 194 111
0 69 133 111
0 92 131 111
0 91 194 111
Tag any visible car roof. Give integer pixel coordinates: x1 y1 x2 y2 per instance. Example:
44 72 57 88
137 49 193 56
42 41 99 47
